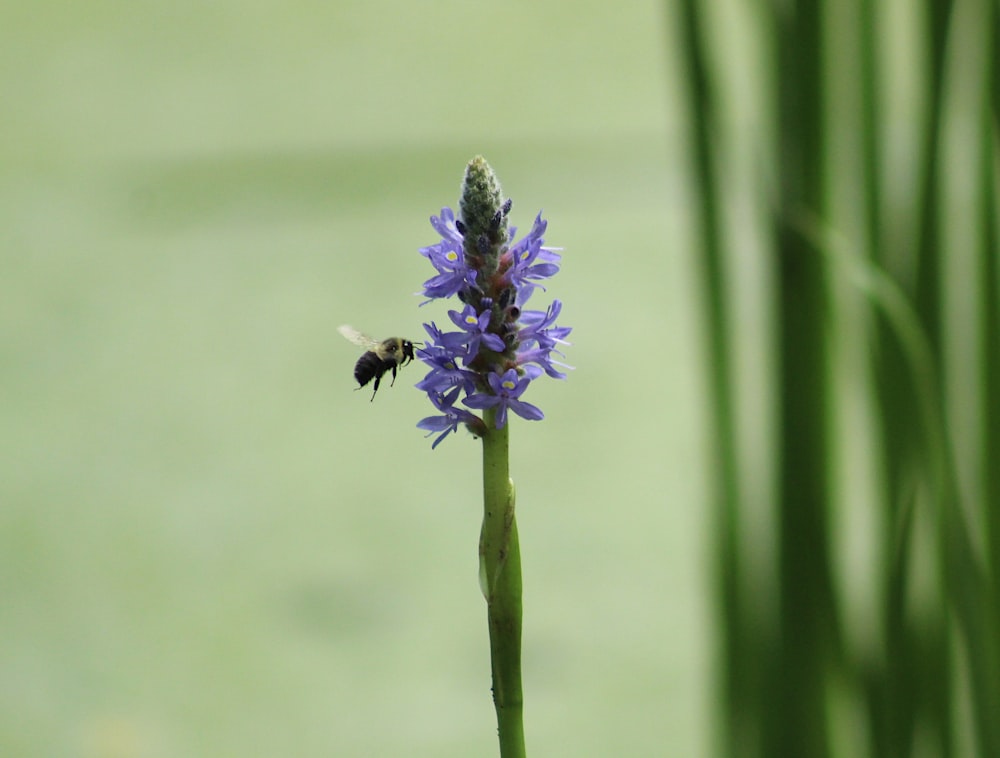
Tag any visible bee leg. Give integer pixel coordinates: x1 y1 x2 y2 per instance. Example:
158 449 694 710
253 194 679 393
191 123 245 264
389 365 399 387
370 375 381 402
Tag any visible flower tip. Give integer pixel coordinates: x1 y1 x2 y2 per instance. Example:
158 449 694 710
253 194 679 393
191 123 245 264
459 156 507 250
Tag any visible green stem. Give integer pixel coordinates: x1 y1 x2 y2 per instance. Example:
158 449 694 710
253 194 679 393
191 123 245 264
479 407 525 758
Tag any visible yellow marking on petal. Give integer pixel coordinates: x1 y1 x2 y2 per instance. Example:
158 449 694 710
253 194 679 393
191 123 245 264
502 380 516 391
445 251 459 262
464 315 478 325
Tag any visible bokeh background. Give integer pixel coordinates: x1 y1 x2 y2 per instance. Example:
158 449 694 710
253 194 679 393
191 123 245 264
2 2 710 756
6 0 999 756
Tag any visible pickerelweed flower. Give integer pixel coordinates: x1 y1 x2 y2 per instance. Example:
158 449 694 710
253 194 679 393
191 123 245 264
415 157 571 445
414 156 568 758
463 368 545 430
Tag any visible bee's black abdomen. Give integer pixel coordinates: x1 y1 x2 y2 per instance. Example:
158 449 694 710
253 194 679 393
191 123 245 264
354 351 386 387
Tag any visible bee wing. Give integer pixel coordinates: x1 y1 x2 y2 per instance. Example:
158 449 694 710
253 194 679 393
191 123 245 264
337 324 381 350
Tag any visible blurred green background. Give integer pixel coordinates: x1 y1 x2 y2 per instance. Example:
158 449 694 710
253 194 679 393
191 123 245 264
1 2 710 756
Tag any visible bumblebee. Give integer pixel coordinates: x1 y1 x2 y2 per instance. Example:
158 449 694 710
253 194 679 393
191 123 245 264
338 325 416 401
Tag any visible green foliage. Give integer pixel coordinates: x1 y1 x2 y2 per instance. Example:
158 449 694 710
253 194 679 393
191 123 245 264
676 0 1000 754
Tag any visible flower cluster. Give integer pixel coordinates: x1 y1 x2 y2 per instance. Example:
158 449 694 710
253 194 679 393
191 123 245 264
416 157 571 448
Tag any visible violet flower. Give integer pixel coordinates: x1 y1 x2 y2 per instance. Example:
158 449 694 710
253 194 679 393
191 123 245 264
414 160 570 445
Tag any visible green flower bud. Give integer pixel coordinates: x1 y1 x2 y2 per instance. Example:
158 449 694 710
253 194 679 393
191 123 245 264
459 156 509 271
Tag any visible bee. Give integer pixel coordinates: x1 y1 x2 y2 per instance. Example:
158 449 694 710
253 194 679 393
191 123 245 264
337 325 417 401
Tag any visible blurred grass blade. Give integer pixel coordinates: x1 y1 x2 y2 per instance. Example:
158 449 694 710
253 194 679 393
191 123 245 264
769 1 840 756
674 2 750 755
980 0 1000 665
977 2 1000 752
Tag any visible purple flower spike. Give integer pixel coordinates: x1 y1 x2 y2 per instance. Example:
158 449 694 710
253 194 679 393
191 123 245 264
414 158 569 446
